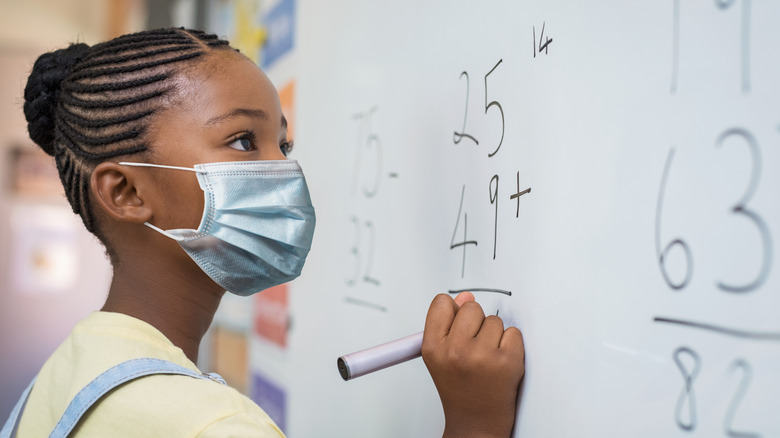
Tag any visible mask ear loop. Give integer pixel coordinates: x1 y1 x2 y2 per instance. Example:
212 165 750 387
118 161 206 241
141 221 188 242
118 162 205 173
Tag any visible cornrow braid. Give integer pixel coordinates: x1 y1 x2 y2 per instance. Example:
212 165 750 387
59 88 167 109
207 40 231 47
76 45 198 72
68 51 204 81
58 107 155 129
23 27 233 246
86 38 196 60
62 73 170 93
90 28 186 51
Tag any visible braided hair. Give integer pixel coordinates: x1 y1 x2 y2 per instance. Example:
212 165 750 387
23 28 232 251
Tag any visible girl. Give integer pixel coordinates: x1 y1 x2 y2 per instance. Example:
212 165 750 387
4 28 524 438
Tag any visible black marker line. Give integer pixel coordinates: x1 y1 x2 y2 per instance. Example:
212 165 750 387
448 288 512 296
673 346 699 431
654 316 780 341
351 106 379 120
453 132 479 144
489 174 499 260
511 171 531 218
362 277 381 286
539 22 553 54
741 0 751 93
671 0 680 93
450 241 478 249
510 188 531 200
453 71 479 146
345 296 388 312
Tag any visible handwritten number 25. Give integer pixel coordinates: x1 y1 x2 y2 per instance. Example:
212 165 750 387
453 59 505 157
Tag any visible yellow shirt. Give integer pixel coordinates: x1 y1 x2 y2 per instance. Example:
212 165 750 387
16 312 284 437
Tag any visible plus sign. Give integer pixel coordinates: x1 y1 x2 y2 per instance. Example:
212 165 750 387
509 171 531 217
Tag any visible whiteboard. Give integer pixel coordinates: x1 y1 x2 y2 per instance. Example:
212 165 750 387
257 1 780 436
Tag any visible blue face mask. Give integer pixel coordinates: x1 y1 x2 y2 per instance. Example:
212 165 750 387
119 159 316 296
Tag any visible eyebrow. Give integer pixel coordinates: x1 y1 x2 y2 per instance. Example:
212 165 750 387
205 108 270 126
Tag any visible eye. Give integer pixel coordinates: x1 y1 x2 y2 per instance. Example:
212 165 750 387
227 132 256 151
280 140 294 157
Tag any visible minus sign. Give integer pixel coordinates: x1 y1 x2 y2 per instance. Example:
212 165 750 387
345 296 388 312
388 173 399 178
448 288 512 296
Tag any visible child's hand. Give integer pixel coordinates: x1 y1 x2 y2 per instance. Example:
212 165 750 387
422 293 525 438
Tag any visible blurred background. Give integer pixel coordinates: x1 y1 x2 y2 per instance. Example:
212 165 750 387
0 0 280 424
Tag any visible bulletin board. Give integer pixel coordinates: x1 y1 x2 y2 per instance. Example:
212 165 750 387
218 1 780 436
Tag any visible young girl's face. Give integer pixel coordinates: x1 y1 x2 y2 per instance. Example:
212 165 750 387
137 50 289 232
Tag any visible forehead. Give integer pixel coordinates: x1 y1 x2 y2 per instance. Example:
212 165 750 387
166 51 282 126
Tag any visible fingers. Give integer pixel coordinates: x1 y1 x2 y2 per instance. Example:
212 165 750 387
475 315 505 347
424 293 460 341
423 292 476 341
499 326 525 362
424 293 523 357
453 291 474 307
448 301 485 339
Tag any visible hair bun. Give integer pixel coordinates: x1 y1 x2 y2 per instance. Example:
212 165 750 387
23 43 91 155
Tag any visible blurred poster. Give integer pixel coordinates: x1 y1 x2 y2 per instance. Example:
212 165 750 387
10 204 79 295
206 0 294 69
278 80 295 139
207 0 237 36
251 370 287 432
261 0 294 69
213 292 253 331
211 326 249 392
208 0 266 65
9 146 62 199
253 283 288 348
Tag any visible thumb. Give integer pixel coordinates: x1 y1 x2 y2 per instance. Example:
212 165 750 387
453 291 475 307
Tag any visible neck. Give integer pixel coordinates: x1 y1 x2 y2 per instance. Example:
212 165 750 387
102 249 225 364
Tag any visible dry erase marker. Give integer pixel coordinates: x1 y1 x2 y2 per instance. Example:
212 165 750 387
337 332 423 381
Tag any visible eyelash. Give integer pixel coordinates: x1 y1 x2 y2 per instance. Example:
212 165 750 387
280 139 294 156
228 132 256 151
228 131 294 156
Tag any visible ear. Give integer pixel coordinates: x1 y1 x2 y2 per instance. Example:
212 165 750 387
91 162 153 224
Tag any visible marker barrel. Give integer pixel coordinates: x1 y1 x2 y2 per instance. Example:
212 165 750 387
337 332 424 381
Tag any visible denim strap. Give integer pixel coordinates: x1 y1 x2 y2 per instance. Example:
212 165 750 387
0 378 36 438
1 358 225 438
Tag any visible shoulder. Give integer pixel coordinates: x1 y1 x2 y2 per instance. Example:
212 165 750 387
76 373 283 437
196 411 285 438
20 313 283 436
